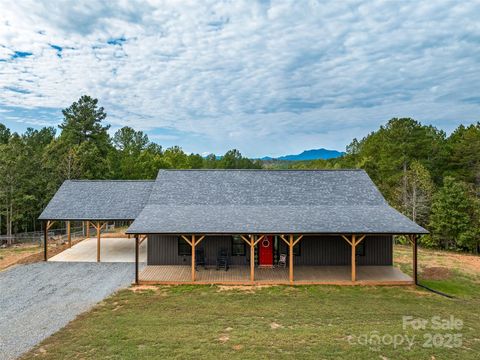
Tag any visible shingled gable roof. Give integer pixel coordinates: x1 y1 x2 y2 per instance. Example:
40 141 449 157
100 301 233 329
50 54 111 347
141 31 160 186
125 169 428 234
38 180 154 221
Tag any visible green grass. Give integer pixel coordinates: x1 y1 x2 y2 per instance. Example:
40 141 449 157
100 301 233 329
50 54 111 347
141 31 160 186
24 284 480 359
393 245 480 299
22 246 480 359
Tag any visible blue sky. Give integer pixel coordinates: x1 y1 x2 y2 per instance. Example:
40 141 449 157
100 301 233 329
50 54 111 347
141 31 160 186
0 0 479 157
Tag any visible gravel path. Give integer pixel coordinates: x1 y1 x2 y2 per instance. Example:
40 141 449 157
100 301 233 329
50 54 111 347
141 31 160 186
0 262 135 360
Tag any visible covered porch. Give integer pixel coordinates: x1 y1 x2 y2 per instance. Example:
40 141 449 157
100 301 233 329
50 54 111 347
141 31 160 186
133 233 418 285
138 264 413 285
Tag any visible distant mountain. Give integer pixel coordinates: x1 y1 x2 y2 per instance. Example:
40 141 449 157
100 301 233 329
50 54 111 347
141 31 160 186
260 148 344 161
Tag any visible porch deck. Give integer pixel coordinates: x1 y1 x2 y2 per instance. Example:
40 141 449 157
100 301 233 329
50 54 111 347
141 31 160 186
139 265 413 285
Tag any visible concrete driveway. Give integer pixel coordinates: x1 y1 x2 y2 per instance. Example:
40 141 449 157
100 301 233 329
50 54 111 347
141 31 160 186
0 262 136 360
49 237 147 262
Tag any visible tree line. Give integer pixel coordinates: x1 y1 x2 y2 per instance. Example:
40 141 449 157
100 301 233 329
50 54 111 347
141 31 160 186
1 96 479 253
0 95 260 237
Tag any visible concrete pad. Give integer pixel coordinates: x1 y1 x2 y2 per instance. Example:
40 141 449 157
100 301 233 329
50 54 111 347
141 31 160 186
49 237 147 263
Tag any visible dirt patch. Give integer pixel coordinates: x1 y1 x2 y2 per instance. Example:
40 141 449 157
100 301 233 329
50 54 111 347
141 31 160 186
421 267 452 280
218 335 229 343
0 246 39 270
395 245 480 277
129 285 159 292
270 322 283 329
0 238 87 271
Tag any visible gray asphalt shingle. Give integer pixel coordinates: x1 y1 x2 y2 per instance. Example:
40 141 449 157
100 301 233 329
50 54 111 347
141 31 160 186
126 170 428 234
38 180 154 220
39 170 427 234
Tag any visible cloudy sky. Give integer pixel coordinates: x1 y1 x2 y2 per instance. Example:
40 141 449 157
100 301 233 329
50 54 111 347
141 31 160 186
0 0 479 157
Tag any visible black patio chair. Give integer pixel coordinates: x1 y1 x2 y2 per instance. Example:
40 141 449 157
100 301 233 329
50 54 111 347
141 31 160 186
278 253 287 268
216 248 229 271
195 248 207 270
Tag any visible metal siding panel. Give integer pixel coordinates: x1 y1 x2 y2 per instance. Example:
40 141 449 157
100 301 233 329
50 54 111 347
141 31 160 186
281 235 392 266
147 234 247 266
148 234 393 266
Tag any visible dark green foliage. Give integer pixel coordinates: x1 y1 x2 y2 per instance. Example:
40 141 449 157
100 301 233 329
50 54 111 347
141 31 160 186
59 95 109 148
0 123 10 144
429 177 473 249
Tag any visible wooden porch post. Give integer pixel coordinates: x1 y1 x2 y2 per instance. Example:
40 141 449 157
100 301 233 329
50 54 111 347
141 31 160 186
180 235 205 282
279 235 302 284
413 235 418 284
341 234 366 282
86 221 90 238
191 235 196 282
241 235 265 282
67 221 71 248
249 235 255 282
351 234 356 282
409 234 418 284
289 235 294 284
43 221 48 261
96 221 101 262
135 234 139 285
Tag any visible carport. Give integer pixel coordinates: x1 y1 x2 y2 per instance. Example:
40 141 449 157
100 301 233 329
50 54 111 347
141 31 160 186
49 236 148 262
39 180 154 263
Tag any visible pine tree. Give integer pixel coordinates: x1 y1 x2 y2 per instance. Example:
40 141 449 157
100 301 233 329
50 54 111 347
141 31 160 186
429 177 473 250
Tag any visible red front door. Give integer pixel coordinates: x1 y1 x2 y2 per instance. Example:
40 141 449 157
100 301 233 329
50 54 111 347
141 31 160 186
258 235 274 267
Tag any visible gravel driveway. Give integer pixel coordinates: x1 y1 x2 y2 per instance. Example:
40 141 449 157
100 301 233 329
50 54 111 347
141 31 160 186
0 262 135 360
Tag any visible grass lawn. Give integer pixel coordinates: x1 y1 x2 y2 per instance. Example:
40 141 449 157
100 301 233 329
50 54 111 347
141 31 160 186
23 246 480 359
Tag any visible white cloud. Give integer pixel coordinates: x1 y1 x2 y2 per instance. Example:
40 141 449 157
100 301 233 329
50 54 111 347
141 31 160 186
0 0 479 156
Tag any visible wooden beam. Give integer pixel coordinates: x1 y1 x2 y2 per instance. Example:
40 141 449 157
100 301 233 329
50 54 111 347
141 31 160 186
289 234 294 284
181 235 193 246
341 235 353 246
135 235 139 285
46 220 55 231
181 235 192 246
354 234 366 246
191 235 196 282
240 235 252 245
67 221 71 248
253 235 265 246
196 235 206 246
139 235 148 245
351 234 356 282
279 234 289 246
96 221 101 262
292 235 303 247
412 235 418 284
250 235 255 282
43 221 48 261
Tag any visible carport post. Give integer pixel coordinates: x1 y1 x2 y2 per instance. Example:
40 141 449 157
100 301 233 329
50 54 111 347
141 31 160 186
96 222 101 262
135 235 139 285
43 221 48 261
67 221 71 248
